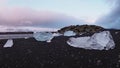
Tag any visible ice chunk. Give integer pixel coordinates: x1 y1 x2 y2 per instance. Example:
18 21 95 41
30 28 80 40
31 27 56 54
89 31 115 50
4 39 13 48
64 31 76 36
33 32 53 42
67 31 115 50
24 37 29 39
67 37 91 49
52 33 62 37
33 32 62 42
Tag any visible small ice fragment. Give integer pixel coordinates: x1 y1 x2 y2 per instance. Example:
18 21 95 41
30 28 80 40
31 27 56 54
24 37 29 39
47 40 52 43
52 33 62 37
4 39 13 48
64 31 76 36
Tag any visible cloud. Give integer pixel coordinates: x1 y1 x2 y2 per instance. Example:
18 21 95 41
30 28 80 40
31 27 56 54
96 0 120 29
0 0 6 1
0 7 86 28
0 7 55 25
0 0 8 4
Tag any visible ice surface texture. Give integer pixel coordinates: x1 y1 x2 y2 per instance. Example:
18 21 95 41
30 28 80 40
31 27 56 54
33 32 61 42
33 32 53 42
4 39 13 48
67 31 115 50
64 31 76 36
33 31 75 42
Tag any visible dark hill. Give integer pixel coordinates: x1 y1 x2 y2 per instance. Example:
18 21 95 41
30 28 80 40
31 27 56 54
58 25 104 35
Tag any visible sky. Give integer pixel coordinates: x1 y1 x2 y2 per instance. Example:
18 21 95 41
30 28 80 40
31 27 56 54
97 0 120 29
0 0 118 31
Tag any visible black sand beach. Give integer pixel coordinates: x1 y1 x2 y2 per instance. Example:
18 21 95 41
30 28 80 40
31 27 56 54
0 30 120 68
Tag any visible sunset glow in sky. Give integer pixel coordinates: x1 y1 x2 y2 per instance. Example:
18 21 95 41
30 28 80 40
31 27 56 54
2 0 111 22
0 0 116 30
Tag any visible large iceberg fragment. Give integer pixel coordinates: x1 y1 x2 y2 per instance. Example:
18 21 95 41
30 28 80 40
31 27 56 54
33 32 61 42
4 39 13 48
89 31 115 50
67 37 91 48
64 31 76 36
67 31 115 50
33 32 53 42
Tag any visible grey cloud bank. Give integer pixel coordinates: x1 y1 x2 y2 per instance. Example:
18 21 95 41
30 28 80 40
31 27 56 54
97 0 120 29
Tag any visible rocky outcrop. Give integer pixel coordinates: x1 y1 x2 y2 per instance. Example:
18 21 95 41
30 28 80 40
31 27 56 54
58 25 104 35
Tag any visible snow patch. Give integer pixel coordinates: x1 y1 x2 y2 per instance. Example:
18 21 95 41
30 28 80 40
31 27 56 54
67 31 115 50
4 39 13 48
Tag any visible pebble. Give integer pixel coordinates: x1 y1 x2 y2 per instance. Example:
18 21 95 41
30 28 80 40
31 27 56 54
97 60 101 65
118 55 120 58
115 32 119 34
118 60 120 63
88 59 92 63
116 63 120 68
27 49 32 54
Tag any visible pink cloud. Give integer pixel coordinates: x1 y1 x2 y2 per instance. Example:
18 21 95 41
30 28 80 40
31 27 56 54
0 7 85 28
0 7 63 25
0 0 7 4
